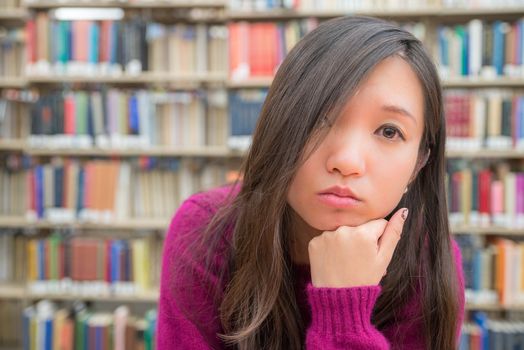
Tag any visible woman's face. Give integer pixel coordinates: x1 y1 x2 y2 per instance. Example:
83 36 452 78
287 55 425 233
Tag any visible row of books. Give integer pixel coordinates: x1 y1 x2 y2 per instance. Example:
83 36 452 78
446 161 524 228
12 87 524 154
438 19 524 79
444 89 524 151
228 19 318 80
23 301 156 350
12 86 524 153
28 234 160 295
28 89 228 149
456 234 524 306
25 13 227 76
0 156 237 220
229 0 523 11
147 23 227 74
461 312 524 350
0 27 24 78
228 88 267 149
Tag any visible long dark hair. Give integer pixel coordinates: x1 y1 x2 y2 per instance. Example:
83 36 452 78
174 15 460 349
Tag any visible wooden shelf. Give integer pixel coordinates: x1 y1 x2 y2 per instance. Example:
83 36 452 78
452 226 524 235
4 75 524 88
0 284 158 302
0 77 28 88
0 284 25 299
228 77 524 88
466 302 524 311
226 6 524 20
0 143 246 157
26 72 227 85
22 0 226 9
5 143 524 159
1 216 522 233
0 140 26 151
0 217 168 230
445 149 524 158
25 145 244 157
227 77 273 88
0 8 28 21
442 77 524 88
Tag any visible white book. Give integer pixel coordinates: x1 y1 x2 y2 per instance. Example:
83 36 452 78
196 24 208 74
468 19 483 77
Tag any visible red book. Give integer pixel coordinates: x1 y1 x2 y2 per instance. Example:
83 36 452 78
25 19 36 64
64 94 76 135
228 22 249 79
105 239 111 283
28 169 35 214
100 20 111 63
61 318 74 350
71 239 81 281
478 169 492 216
249 23 278 77
73 20 90 62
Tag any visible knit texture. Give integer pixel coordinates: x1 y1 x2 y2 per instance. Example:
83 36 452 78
157 185 465 349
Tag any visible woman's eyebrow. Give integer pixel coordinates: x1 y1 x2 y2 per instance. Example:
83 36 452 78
381 105 417 126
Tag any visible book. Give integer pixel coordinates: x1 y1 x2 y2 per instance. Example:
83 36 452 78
24 233 162 297
0 27 25 78
444 89 521 151
21 300 156 350
27 89 226 150
438 19 524 79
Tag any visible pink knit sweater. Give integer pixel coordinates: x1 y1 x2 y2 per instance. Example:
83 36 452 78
157 185 465 349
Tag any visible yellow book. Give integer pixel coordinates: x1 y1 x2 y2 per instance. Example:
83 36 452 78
27 239 37 281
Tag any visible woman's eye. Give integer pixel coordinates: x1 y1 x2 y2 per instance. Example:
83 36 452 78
378 125 405 141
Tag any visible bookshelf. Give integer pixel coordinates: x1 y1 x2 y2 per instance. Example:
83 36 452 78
1 0 524 348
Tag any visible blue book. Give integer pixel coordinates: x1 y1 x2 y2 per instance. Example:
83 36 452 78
110 21 120 65
95 325 102 350
51 20 59 64
472 249 482 292
22 306 35 350
89 22 100 64
438 27 449 68
111 240 122 283
473 311 490 350
58 21 68 64
38 239 45 280
129 94 140 135
45 318 53 350
77 165 85 214
35 165 44 218
492 21 506 76
87 93 95 138
54 165 64 208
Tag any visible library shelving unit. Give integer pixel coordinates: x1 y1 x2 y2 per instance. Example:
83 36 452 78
1 0 524 348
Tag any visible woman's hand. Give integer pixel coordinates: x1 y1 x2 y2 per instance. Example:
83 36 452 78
308 208 408 288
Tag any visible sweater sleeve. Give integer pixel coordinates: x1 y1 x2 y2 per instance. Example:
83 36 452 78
157 196 226 350
304 238 466 349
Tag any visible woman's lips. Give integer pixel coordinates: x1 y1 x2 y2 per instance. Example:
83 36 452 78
317 193 361 209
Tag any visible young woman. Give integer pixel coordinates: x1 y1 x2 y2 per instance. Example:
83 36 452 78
157 16 465 349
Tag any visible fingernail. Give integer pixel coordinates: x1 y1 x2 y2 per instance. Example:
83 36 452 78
401 208 409 221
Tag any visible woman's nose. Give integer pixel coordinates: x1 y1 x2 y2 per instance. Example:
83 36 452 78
325 133 366 177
